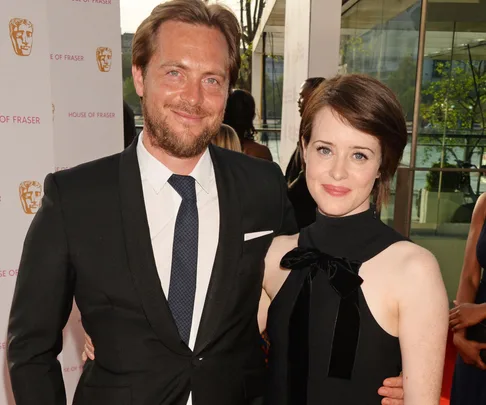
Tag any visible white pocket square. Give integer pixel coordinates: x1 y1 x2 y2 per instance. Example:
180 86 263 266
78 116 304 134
244 230 274 241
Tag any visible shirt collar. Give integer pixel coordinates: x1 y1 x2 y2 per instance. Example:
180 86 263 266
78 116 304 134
137 131 213 194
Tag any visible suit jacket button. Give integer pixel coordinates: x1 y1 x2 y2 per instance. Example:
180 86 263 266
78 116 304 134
192 357 204 367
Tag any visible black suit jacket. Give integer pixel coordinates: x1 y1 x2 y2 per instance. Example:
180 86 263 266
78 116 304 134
7 139 297 405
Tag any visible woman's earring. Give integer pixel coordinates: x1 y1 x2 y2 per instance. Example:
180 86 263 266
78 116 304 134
372 203 378 219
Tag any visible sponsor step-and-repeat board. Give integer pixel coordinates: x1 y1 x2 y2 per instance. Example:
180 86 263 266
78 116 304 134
1 0 122 403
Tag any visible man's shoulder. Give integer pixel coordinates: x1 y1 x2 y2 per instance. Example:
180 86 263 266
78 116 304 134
52 151 122 192
213 145 279 177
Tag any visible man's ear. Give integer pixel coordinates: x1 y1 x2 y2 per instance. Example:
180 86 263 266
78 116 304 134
132 65 145 98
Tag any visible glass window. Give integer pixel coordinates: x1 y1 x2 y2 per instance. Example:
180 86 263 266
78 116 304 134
411 2 486 301
340 0 422 227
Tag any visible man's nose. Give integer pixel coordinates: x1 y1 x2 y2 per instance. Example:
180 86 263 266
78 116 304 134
181 79 203 107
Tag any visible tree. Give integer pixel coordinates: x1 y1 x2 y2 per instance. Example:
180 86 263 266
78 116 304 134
420 60 486 165
418 59 486 201
237 0 266 90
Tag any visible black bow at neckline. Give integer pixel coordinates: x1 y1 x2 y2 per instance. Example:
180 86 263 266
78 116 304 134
280 247 363 404
281 247 363 298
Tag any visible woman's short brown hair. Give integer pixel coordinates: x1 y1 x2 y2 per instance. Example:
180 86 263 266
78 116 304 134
132 0 241 87
301 74 408 207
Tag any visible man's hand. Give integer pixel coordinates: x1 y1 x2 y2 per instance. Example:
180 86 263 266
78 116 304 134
378 374 404 405
81 332 95 362
449 301 486 331
453 331 486 370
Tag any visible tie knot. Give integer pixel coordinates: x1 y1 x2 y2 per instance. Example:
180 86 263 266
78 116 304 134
168 174 197 201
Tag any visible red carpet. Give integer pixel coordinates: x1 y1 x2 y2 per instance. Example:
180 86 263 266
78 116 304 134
440 331 457 405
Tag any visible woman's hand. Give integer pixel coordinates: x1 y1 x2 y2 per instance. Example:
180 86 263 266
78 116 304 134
449 301 486 331
452 331 486 370
81 332 95 362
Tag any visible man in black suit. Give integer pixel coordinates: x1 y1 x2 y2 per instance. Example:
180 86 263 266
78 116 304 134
8 1 293 404
7 1 405 404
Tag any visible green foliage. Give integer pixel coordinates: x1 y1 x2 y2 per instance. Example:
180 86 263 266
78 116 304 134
420 60 486 164
237 0 266 91
237 45 253 90
122 52 132 82
421 61 486 131
339 35 370 62
123 77 141 115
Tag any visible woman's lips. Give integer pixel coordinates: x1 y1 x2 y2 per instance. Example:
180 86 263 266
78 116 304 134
322 184 351 197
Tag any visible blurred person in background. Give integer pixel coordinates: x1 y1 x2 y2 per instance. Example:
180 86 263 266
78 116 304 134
285 77 325 184
224 89 273 161
450 192 486 404
287 77 325 229
212 123 242 152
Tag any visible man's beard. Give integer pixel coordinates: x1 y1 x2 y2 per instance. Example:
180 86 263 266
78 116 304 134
143 97 221 158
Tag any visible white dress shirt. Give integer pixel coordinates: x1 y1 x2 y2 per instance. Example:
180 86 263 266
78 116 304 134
137 133 219 405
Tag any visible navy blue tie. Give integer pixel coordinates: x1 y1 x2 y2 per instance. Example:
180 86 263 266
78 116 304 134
167 174 198 345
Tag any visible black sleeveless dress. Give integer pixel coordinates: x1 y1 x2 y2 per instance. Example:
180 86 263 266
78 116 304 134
450 220 486 405
266 208 407 405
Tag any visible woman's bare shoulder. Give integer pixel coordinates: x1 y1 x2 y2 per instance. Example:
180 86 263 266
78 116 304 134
268 234 299 260
389 240 436 261
381 241 442 292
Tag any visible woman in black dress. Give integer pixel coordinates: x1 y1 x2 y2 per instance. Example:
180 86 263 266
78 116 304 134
261 74 449 404
450 193 486 404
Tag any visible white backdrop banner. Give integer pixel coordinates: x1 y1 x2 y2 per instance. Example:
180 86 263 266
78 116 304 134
0 0 122 403
49 0 123 171
48 1 122 402
0 1 54 403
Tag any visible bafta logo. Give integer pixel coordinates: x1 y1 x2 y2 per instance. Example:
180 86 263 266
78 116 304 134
19 181 42 214
96 47 112 72
9 18 34 56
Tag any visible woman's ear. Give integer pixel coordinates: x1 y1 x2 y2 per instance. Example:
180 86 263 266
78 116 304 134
302 139 308 164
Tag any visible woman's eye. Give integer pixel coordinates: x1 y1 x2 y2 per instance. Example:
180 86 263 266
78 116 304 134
317 146 332 156
353 152 368 161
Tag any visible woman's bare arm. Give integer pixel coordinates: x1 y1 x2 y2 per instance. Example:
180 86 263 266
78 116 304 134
397 247 448 405
456 193 486 305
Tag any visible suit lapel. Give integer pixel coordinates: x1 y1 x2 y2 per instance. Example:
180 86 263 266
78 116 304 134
194 145 242 354
119 139 190 356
